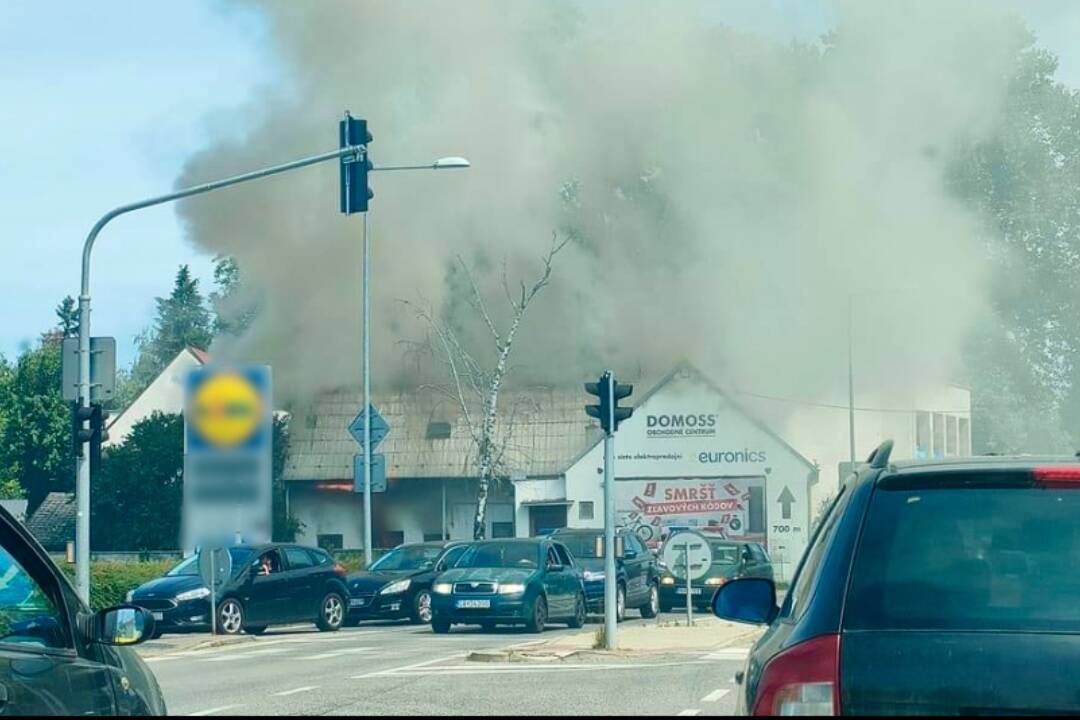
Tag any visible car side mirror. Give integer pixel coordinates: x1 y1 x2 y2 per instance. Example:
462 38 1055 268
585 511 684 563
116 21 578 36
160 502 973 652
91 606 155 646
548 563 564 573
713 578 778 625
623 548 638 560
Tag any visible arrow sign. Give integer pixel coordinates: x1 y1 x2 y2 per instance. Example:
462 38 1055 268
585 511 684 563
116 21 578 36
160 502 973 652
348 404 389 449
778 486 796 520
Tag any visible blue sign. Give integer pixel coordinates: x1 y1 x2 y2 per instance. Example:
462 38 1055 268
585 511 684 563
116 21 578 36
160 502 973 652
348 403 390 449
353 454 386 493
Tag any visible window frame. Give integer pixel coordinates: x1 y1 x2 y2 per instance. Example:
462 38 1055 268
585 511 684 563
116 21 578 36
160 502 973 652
0 531 77 656
284 546 314 570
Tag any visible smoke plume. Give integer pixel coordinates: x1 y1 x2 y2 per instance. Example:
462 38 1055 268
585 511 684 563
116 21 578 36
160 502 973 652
176 0 1028 407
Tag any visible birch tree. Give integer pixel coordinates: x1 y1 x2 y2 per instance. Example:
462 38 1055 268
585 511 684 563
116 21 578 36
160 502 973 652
405 233 569 539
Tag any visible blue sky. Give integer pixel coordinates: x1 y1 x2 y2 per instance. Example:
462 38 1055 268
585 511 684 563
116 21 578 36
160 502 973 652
3 1 1080 368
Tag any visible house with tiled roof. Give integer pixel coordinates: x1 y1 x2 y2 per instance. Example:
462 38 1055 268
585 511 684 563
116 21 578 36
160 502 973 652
24 492 76 552
105 346 208 447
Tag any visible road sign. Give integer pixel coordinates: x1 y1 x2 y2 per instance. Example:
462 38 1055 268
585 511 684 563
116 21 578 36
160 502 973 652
353 454 387 493
62 336 116 401
662 530 713 581
348 403 390 449
777 486 796 520
197 547 232 593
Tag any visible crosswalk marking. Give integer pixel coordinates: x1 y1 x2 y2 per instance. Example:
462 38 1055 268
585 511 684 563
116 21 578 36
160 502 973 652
200 648 289 662
187 705 240 716
298 647 375 661
677 710 701 717
273 685 320 697
703 647 749 661
701 688 730 703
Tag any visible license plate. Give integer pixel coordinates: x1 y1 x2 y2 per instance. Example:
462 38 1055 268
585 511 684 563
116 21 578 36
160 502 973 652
675 587 703 595
151 612 163 621
350 598 368 607
456 599 491 609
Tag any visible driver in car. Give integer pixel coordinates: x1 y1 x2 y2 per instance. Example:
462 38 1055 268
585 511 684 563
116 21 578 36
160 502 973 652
258 554 274 576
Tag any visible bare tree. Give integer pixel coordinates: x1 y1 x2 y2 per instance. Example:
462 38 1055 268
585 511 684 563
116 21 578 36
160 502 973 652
403 233 570 539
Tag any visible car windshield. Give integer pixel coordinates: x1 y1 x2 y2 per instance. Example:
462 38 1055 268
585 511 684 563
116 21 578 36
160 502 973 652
370 545 444 571
555 534 599 560
846 474 1080 632
709 543 740 565
167 547 255 577
457 542 539 569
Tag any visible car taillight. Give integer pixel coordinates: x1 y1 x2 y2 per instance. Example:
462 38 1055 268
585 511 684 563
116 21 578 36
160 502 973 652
333 563 347 577
752 634 840 716
1032 466 1080 488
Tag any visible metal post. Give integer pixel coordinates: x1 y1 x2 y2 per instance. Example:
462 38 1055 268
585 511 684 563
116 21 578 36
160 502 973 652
603 371 617 650
847 294 856 464
441 479 448 540
73 143 367 604
684 542 693 626
362 210 373 568
210 550 216 636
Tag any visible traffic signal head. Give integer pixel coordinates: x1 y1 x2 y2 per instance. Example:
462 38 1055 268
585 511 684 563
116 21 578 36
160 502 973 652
584 373 634 434
72 403 94 457
339 112 374 214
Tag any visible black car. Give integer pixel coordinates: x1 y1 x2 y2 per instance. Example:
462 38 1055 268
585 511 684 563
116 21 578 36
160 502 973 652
0 503 165 715
430 538 587 633
549 527 661 620
714 440 1080 716
130 542 349 636
659 539 773 612
345 541 468 625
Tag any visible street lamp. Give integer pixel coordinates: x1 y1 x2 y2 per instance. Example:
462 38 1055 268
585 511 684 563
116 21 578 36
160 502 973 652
357 154 470 568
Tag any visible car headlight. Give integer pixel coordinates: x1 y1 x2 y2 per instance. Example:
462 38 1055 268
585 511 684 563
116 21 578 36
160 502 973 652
175 587 211 602
660 576 675 586
125 590 134 603
379 579 411 595
582 570 605 582
498 583 526 595
433 582 453 595
704 577 727 586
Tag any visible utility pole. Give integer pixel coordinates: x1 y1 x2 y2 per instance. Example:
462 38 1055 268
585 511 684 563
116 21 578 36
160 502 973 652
847 294 856 465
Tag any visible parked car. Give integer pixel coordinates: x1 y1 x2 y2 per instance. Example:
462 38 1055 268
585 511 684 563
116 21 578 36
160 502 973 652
0 503 166 715
549 527 661 620
715 441 1080 716
659 539 772 612
430 538 587 633
345 540 468 625
129 542 349 636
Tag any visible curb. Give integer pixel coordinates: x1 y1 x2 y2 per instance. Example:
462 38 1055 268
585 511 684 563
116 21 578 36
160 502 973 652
138 634 256 657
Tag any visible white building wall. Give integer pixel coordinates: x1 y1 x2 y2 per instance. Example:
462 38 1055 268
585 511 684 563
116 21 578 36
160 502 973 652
106 350 203 447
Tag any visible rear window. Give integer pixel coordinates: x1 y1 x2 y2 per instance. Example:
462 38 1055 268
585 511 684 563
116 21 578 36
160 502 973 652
845 474 1080 632
554 534 599 559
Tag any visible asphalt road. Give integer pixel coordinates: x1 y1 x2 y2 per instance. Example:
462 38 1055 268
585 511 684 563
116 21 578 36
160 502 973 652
143 613 748 716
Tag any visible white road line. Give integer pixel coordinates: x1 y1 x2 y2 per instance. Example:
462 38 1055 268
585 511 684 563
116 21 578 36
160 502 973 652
299 647 375 660
374 659 712 677
351 652 465 679
703 647 750 660
187 705 240 717
273 685 320 697
677 710 701 717
701 688 731 703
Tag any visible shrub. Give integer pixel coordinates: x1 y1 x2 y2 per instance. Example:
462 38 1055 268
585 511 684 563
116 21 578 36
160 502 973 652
59 560 174 611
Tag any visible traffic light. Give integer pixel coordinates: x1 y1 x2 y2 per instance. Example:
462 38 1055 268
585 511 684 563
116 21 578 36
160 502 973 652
72 402 94 458
585 372 634 434
339 111 373 214
89 404 109 477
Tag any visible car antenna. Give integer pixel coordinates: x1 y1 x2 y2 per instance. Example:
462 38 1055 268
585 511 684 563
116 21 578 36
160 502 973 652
868 439 895 469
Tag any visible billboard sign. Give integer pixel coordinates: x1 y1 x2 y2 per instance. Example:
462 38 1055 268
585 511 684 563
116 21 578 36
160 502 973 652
183 365 272 553
615 476 760 548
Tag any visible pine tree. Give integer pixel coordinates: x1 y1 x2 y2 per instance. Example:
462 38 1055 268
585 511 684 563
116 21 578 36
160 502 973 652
55 296 79 338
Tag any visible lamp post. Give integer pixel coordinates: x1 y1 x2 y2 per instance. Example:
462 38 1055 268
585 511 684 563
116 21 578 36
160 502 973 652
359 155 470 567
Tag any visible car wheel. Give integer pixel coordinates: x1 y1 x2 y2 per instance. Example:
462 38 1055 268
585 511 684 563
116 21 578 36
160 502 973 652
616 584 626 623
217 599 244 635
316 592 345 632
567 594 586 629
525 595 547 634
640 583 659 619
432 615 451 634
410 590 433 625
244 625 268 636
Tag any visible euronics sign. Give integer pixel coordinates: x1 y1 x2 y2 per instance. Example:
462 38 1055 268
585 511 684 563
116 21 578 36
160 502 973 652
183 365 272 553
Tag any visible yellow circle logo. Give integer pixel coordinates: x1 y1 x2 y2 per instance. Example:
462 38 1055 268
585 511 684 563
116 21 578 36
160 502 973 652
191 373 262 448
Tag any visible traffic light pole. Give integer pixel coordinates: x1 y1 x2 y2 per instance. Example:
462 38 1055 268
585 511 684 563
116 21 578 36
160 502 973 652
362 209 374 569
603 371 617 650
74 143 367 604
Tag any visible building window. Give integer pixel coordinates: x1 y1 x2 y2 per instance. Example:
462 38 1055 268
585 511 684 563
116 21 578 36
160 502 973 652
932 413 945 459
317 534 343 551
491 522 515 538
959 417 971 456
426 421 452 439
946 415 958 457
423 533 445 542
915 412 931 459
578 501 594 520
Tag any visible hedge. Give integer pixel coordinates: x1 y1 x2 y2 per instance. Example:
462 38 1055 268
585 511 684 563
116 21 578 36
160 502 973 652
59 560 175 611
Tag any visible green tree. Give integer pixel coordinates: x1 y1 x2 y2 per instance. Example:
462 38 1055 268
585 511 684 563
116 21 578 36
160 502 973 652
55 296 79 338
128 265 212 399
272 415 301 542
209 255 259 336
0 337 72 513
92 412 183 551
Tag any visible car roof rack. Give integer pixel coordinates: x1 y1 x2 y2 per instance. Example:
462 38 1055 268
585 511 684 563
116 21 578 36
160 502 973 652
867 439 894 469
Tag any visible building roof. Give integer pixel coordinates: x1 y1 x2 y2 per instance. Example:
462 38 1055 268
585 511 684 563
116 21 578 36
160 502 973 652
284 385 602 482
25 492 75 550
105 346 208 444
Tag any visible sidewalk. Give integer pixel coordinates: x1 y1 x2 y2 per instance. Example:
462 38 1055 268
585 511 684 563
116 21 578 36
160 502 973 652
467 615 763 663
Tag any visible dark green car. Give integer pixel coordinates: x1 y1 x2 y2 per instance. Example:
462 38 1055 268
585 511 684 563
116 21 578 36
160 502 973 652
659 539 773 612
430 539 587 633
